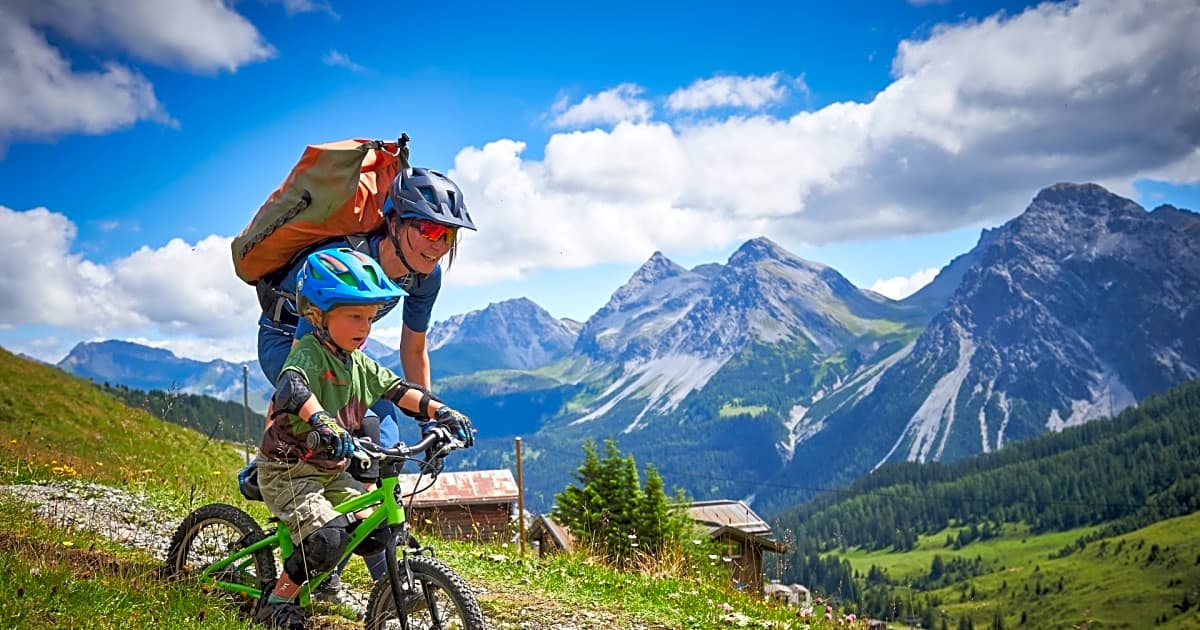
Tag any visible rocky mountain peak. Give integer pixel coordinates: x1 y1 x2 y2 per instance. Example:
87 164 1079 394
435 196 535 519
60 339 176 366
598 252 690 312
728 236 807 268
421 297 578 376
1150 203 1200 230
628 251 687 286
1031 182 1119 207
1022 182 1143 223
1001 183 1149 260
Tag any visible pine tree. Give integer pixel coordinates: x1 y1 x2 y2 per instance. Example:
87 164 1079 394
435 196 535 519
553 439 604 545
638 462 669 553
605 452 643 564
552 438 692 566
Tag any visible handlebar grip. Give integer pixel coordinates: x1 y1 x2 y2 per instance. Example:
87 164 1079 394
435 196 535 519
306 430 322 451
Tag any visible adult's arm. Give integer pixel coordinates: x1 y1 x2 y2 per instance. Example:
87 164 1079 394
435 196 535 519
399 324 431 389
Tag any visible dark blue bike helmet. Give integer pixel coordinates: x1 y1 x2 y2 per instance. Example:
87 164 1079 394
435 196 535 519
297 247 408 313
386 167 477 230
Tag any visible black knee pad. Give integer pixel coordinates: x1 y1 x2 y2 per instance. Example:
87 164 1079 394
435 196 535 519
284 515 351 582
351 520 392 557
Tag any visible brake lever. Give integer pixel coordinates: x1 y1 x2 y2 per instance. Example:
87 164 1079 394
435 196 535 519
351 436 378 463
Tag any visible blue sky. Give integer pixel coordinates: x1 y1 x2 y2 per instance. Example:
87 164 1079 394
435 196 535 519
1 0 1198 363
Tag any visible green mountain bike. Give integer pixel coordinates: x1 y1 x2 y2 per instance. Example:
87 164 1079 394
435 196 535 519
164 427 486 629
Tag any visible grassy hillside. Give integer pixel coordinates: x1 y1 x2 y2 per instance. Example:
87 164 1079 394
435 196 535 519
0 346 248 503
832 515 1200 629
838 522 1100 583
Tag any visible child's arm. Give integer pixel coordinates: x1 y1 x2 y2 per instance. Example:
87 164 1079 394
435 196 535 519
381 379 475 446
274 369 354 456
381 379 445 418
273 369 329 423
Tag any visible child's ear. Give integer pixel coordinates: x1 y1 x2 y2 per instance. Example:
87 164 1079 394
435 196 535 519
303 305 324 325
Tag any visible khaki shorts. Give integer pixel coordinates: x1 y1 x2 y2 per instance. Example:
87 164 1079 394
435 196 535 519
256 458 365 543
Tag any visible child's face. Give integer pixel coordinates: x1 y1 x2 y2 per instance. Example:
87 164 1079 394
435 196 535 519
324 304 381 351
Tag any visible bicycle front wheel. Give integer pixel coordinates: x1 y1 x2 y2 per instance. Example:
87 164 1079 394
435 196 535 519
364 555 485 630
164 503 277 597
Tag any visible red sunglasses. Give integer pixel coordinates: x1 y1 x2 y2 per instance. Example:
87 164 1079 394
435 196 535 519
410 219 457 244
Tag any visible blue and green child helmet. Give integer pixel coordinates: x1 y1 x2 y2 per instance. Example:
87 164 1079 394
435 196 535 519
297 247 408 314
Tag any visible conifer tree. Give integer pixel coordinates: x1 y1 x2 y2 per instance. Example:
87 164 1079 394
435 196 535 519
553 439 604 545
553 438 691 566
638 463 670 553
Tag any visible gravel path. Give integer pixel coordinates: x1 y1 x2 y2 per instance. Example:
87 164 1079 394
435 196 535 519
0 480 179 559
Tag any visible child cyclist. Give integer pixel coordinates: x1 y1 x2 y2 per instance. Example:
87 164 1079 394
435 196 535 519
252 247 475 630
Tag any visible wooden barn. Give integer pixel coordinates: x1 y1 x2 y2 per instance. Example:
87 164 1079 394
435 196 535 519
398 469 518 542
687 500 789 592
526 500 787 591
527 513 575 558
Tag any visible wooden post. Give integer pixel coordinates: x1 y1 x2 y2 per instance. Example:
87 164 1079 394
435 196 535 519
242 364 250 464
516 437 525 556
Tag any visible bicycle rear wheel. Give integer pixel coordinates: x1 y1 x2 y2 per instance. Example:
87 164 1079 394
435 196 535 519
164 503 277 598
364 555 485 630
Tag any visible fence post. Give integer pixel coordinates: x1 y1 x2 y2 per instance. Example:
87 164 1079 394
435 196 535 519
516 437 525 556
242 364 250 464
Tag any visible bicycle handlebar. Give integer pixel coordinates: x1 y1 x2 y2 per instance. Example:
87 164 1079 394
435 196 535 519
305 425 466 461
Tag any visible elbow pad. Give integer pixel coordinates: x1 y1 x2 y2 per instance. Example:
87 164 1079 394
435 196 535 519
273 370 312 416
383 380 442 418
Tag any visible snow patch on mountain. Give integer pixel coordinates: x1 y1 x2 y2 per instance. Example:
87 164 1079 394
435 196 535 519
776 341 916 465
876 324 976 468
1154 346 1199 378
849 342 916 406
977 380 995 453
994 390 1013 449
569 353 727 428
778 404 817 463
1045 364 1136 431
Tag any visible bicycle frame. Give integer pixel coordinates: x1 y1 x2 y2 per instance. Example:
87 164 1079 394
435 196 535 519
199 463 413 606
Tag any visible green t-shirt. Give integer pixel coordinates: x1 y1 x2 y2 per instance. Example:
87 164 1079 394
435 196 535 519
259 334 403 471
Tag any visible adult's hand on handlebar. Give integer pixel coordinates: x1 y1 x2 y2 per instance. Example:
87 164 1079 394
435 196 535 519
308 411 354 458
433 406 475 448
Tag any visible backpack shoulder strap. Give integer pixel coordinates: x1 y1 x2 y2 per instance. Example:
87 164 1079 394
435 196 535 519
345 234 371 255
258 233 376 325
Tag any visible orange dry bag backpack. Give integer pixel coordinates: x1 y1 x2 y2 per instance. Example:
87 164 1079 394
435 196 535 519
231 136 410 285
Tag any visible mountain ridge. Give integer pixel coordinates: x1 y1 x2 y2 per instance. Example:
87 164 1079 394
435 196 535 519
49 182 1200 521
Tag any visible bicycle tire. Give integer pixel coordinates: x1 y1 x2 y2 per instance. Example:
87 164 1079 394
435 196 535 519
364 555 486 630
164 503 277 593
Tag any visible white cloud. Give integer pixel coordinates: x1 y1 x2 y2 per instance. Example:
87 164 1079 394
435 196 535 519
666 73 798 112
870 268 940 300
369 325 406 350
110 235 260 338
323 50 367 73
466 0 1199 284
0 0 273 144
447 138 737 286
0 205 260 360
127 336 259 364
550 84 653 128
276 0 339 18
6 0 274 72
0 10 174 140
